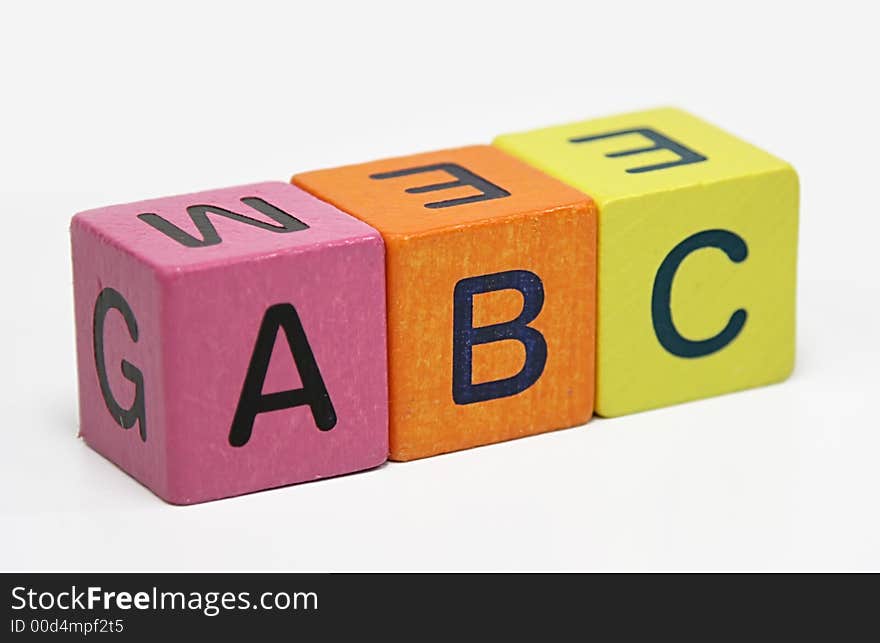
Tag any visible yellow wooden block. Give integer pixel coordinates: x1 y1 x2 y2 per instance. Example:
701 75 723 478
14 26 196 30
495 108 799 417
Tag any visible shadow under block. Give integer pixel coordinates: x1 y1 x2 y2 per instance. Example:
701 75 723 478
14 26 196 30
495 107 799 417
71 182 388 504
294 145 597 461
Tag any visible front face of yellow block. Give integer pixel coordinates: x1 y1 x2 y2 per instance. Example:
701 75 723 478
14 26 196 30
495 108 799 416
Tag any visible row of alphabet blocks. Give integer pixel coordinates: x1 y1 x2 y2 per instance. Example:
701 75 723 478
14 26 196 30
71 108 799 504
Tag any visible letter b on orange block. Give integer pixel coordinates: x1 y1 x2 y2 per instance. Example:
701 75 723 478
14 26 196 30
453 270 547 405
295 146 597 460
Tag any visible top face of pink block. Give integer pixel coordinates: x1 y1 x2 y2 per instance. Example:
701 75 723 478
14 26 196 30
72 182 379 272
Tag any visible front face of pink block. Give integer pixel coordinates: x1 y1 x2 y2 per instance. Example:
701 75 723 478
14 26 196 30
72 182 388 504
162 238 388 504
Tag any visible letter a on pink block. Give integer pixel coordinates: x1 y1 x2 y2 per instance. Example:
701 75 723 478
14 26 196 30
71 182 388 504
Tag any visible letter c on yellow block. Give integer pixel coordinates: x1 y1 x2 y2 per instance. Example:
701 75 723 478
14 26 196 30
651 229 748 358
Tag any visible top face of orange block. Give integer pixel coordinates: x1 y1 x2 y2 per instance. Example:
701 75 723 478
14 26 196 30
293 145 593 237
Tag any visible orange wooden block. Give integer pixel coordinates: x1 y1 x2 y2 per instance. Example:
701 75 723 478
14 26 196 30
294 145 596 461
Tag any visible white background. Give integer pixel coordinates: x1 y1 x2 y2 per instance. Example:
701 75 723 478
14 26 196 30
1 0 877 571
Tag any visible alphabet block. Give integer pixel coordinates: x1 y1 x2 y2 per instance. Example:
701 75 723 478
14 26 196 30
71 182 388 504
294 146 597 461
495 108 799 416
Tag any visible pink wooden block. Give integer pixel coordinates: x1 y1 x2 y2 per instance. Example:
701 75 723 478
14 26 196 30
71 182 388 504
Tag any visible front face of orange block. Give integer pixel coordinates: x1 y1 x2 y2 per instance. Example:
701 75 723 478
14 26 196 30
295 146 596 461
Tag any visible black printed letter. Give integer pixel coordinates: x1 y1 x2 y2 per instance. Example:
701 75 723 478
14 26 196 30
452 270 547 404
229 304 336 447
93 287 147 441
370 163 510 209
138 197 309 247
569 127 706 173
651 229 748 358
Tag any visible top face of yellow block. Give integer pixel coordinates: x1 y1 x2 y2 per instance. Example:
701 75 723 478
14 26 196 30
494 107 792 204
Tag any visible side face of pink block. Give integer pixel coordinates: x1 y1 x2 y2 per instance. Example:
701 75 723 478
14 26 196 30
72 182 389 504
